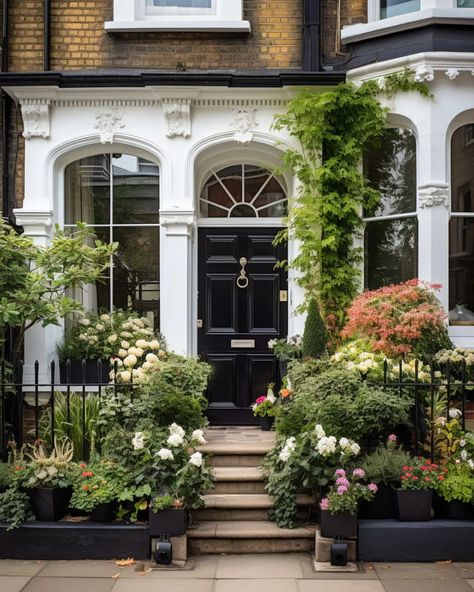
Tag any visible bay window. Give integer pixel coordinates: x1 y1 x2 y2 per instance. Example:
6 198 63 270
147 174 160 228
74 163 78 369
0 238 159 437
380 0 420 19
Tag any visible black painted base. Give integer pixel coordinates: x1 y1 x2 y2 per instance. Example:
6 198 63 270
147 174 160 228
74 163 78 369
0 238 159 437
0 521 150 560
358 519 474 562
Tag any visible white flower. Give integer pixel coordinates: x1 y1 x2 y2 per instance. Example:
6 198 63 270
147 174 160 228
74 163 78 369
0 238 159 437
121 340 130 349
132 432 145 450
189 452 203 467
134 319 145 329
314 424 326 439
167 433 184 447
136 339 149 349
128 347 144 357
285 436 296 450
118 348 128 358
350 443 361 456
332 352 343 362
146 353 159 364
100 313 111 322
121 331 133 338
79 318 91 326
339 437 350 449
449 408 462 419
119 370 131 382
79 334 88 341
468 459 474 470
192 429 206 445
110 358 123 367
279 447 291 462
268 339 277 350
149 340 161 350
460 439 466 447
157 448 174 461
266 390 276 404
317 436 337 457
142 361 153 371
108 334 118 344
461 449 468 461
96 323 105 332
123 354 138 368
169 423 186 438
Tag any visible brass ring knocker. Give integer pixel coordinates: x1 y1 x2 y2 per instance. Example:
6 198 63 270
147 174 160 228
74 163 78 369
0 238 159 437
237 257 249 289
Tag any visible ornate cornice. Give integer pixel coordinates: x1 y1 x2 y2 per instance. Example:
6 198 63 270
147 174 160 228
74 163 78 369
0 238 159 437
94 107 125 144
161 98 192 139
418 183 450 208
20 99 50 139
160 211 196 237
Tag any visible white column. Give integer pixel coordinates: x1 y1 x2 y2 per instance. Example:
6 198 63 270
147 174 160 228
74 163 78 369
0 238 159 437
159 211 196 356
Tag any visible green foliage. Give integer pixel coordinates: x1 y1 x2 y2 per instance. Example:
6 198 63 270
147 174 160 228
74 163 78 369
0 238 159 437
0 486 31 530
0 220 116 362
285 356 329 391
70 458 124 513
150 494 176 512
0 462 12 491
437 464 474 503
302 299 327 358
273 70 430 336
20 439 78 490
362 439 412 485
39 392 101 461
148 353 211 399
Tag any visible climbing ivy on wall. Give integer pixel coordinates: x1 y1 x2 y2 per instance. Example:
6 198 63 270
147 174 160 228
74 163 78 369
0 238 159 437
273 69 431 340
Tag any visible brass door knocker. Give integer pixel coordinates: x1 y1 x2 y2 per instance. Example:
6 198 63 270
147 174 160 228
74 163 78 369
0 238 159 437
237 257 249 289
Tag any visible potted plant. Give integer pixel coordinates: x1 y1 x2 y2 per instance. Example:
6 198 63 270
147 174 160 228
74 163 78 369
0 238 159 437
252 384 277 430
22 439 77 521
56 310 157 384
268 336 303 378
396 458 446 521
70 458 122 522
148 494 187 537
319 468 377 538
435 462 474 519
360 434 412 519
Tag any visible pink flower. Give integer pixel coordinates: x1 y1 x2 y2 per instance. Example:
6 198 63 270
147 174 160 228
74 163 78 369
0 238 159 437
334 468 346 477
337 485 348 495
255 396 267 405
368 483 378 493
353 468 365 479
388 434 397 442
335 477 350 487
320 497 330 511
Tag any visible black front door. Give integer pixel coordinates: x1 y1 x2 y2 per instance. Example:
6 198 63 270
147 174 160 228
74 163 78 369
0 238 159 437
198 227 288 424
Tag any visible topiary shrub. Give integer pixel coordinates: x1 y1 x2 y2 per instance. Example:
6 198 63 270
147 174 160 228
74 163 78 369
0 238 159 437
302 299 327 358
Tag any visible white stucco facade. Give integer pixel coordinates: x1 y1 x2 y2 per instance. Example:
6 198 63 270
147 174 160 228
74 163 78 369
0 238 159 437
6 85 307 381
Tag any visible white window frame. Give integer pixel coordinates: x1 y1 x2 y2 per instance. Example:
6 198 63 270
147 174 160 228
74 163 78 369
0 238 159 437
105 0 250 32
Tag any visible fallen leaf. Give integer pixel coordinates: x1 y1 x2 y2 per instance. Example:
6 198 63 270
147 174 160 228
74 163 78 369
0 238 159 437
115 558 136 567
112 573 121 579
382 565 392 569
436 560 452 564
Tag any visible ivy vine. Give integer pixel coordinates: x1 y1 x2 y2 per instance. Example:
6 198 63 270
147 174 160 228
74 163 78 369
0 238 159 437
273 69 431 340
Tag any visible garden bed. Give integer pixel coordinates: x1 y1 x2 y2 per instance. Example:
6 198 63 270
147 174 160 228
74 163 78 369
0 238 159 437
0 521 150 560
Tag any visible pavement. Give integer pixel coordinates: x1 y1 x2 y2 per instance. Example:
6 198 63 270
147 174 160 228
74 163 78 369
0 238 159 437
1 555 474 592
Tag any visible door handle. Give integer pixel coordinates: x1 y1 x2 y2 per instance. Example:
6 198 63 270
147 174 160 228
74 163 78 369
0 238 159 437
236 257 249 289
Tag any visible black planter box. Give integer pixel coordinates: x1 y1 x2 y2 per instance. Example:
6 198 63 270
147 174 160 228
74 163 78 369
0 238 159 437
59 360 111 384
359 483 397 519
259 416 274 431
434 495 474 519
0 522 150 560
149 508 187 537
320 510 357 539
396 488 433 521
90 502 116 523
29 487 72 522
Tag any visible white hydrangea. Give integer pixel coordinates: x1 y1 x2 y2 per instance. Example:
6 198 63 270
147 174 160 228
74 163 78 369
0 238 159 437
167 433 184 447
149 340 161 350
132 432 145 450
449 408 462 419
79 318 91 326
119 370 131 382
192 429 206 444
189 452 203 467
123 354 138 368
314 424 326 439
339 437 350 449
108 334 118 344
460 439 466 448
285 436 296 450
100 313 111 322
136 339 149 349
169 423 186 438
461 449 468 461
121 340 130 349
157 448 174 461
146 353 159 364
350 442 361 456
316 436 337 457
118 348 128 358
279 447 291 462
96 323 105 332
468 459 474 470
128 347 144 357
121 331 133 338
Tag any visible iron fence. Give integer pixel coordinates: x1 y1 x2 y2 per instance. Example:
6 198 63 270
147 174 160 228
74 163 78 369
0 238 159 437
0 358 473 461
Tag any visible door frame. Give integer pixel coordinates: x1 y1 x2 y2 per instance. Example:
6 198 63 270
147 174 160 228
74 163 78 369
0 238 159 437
192 216 304 357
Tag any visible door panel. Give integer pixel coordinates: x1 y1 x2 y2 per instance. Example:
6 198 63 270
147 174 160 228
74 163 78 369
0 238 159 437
198 227 287 424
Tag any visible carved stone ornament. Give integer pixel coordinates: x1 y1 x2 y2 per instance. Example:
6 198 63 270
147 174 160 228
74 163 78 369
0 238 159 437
418 184 449 208
231 107 258 144
414 65 435 82
445 68 460 80
162 99 191 138
21 102 50 139
94 107 125 144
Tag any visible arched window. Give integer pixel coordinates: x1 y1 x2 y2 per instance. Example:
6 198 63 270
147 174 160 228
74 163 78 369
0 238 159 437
64 153 160 330
200 164 287 218
363 128 418 289
449 124 474 325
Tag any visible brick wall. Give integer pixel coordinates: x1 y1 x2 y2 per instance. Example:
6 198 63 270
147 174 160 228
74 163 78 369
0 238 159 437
321 0 367 67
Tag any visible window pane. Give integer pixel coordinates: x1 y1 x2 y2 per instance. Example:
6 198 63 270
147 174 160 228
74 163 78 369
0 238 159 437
94 227 112 313
458 0 474 6
451 125 474 213
65 155 110 225
145 0 214 14
113 227 160 332
364 128 416 217
449 217 474 324
112 155 159 225
365 217 418 290
380 0 420 19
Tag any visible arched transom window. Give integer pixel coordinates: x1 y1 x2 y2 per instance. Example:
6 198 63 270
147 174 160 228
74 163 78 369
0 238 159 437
200 164 287 218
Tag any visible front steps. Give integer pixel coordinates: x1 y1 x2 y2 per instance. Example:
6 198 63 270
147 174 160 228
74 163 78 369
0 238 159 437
190 427 316 554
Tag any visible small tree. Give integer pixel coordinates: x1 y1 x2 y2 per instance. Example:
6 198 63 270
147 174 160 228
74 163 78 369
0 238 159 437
0 220 117 364
302 298 327 358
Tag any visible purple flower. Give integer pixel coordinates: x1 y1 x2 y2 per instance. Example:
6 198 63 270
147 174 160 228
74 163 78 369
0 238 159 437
334 468 346 477
337 485 348 495
352 468 366 479
335 477 350 487
320 497 330 511
388 434 397 442
368 483 378 493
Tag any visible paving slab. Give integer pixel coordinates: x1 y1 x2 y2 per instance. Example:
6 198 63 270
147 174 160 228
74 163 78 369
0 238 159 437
381 579 473 592
298 581 385 592
215 579 298 592
456 564 474 579
37 560 121 578
0 576 31 592
467 580 474 589
373 562 466 580
216 554 304 579
299 557 378 580
117 557 219 580
22 577 115 592
0 561 46 576
112 578 214 592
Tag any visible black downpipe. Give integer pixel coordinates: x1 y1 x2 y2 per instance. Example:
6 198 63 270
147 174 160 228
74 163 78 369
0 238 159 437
44 0 51 71
2 0 10 220
302 0 321 72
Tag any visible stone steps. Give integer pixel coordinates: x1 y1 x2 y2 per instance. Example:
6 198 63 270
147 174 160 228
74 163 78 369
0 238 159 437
207 467 266 494
202 493 315 509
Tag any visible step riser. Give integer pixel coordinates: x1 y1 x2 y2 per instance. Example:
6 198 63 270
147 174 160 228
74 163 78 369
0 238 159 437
210 455 266 467
192 508 270 521
189 538 314 554
207 481 267 494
